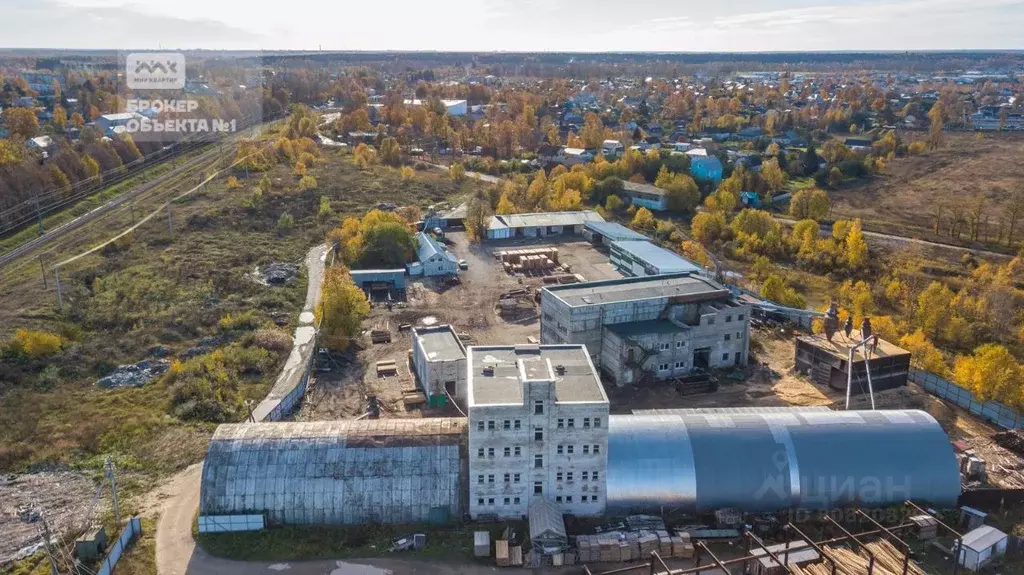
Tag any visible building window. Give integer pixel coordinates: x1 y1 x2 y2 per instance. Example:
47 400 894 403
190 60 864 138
566 496 573 503
593 471 600 482
726 315 733 322
659 342 670 351
582 471 589 481
675 361 685 369
477 448 485 459
514 473 521 483
556 496 563 503
723 353 730 361
583 445 590 455
534 400 544 415
503 420 511 430
567 418 575 428
557 445 564 455
488 498 495 506
514 446 521 456
738 314 745 321
477 498 484 506
676 341 684 348
535 429 544 442
583 417 591 428
487 447 495 458
514 420 521 430
567 445 574 455
488 420 496 430
658 363 669 372
556 472 563 482
594 417 601 428
504 447 511 457
557 418 564 429
593 444 601 455
477 475 484 484
737 332 742 340
504 497 510 505
534 455 543 468
504 473 511 483
567 472 574 482
488 474 495 483
534 482 543 495
725 334 731 341
514 497 521 505
477 421 484 431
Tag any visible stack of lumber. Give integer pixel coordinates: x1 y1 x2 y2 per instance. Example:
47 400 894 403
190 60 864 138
789 540 926 575
495 540 509 567
576 529 687 563
509 545 523 566
376 360 397 377
909 515 938 540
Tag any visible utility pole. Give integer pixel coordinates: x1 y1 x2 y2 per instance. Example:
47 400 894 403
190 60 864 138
35 193 45 236
55 266 63 311
40 256 47 289
167 204 173 234
39 512 60 575
106 457 121 528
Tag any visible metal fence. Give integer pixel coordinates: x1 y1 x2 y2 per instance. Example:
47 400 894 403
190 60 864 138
197 514 266 533
96 516 141 575
909 369 1024 429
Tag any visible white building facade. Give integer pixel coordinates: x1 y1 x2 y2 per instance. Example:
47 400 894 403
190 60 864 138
467 345 609 519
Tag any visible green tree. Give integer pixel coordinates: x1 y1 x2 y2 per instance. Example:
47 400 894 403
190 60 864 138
496 192 516 215
760 157 786 195
845 219 868 269
3 107 39 138
464 189 493 242
915 281 955 340
277 212 295 235
899 330 949 376
380 137 401 166
605 194 624 212
299 175 318 191
760 274 806 309
691 211 728 244
316 267 371 351
450 162 467 182
318 196 332 221
654 166 700 212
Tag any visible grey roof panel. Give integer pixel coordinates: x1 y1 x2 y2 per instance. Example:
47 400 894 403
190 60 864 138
584 220 651 242
605 410 960 513
413 325 466 362
544 273 730 308
962 526 1007 551
611 240 702 274
467 345 608 407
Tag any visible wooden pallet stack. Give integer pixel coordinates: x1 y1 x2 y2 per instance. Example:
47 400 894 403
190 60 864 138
789 540 927 575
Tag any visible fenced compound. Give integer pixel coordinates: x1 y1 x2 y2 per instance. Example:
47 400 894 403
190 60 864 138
909 369 1024 430
96 517 142 575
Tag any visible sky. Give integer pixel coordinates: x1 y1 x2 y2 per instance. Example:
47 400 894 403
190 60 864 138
3 0 1024 51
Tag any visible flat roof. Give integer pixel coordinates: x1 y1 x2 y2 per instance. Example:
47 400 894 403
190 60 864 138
467 345 608 407
962 525 1007 551
797 329 910 361
543 273 730 308
413 325 466 362
584 220 650 242
611 240 702 274
622 180 668 197
489 211 604 231
606 319 688 338
211 418 466 448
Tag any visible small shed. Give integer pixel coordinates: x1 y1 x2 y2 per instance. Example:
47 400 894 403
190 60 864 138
528 497 567 555
474 531 491 557
958 525 1008 571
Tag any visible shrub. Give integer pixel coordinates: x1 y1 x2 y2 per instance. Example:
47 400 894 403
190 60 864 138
225 176 241 189
400 166 415 181
218 310 264 332
11 329 64 358
299 175 318 191
449 163 466 182
166 344 275 422
277 212 295 235
251 328 293 352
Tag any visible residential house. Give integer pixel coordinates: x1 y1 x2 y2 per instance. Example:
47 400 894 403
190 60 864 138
601 140 624 159
621 181 668 211
96 113 141 136
844 138 873 152
407 231 458 277
686 149 723 184
557 148 594 167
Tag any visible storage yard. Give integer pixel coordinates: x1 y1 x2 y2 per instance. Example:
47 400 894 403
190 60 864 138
200 214 1023 575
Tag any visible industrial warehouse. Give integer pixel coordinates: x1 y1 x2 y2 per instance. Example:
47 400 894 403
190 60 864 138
193 216 1010 574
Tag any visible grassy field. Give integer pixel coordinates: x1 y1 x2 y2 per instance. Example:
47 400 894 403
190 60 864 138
0 137 488 480
196 521 521 563
830 132 1024 252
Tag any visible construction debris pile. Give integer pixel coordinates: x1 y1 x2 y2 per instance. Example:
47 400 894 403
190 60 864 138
576 516 693 563
497 288 536 320
993 429 1024 456
791 540 928 575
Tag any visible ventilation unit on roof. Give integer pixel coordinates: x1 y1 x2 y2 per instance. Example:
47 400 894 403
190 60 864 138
554 364 566 376
482 365 494 376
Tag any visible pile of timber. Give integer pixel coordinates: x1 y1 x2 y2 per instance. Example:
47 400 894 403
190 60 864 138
497 247 559 265
576 530 690 563
790 540 926 575
376 360 398 377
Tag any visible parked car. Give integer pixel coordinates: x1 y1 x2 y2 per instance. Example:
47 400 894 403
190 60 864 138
458 260 469 270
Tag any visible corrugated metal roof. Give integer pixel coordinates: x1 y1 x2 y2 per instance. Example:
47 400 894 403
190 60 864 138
611 240 702 274
583 220 650 242
529 497 567 543
416 232 457 265
622 180 668 197
633 407 831 415
605 410 960 513
488 211 604 231
962 526 1007 551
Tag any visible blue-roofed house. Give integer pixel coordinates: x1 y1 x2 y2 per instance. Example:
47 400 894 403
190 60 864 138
408 232 458 277
689 154 724 184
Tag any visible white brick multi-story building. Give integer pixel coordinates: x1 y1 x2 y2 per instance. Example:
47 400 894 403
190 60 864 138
466 344 609 519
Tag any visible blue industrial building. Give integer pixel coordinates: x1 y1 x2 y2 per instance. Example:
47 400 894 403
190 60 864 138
609 240 703 277
349 269 406 292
